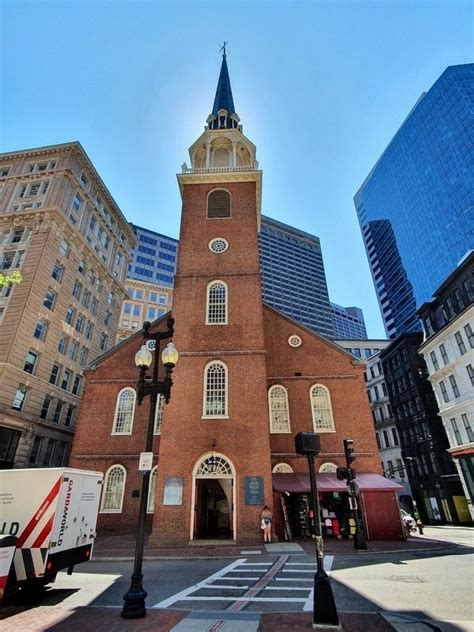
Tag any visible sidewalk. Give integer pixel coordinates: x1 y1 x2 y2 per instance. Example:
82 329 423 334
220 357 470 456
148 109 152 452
92 531 455 560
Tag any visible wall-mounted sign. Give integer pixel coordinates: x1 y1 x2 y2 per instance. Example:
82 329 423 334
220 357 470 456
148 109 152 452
163 477 183 505
244 476 264 505
139 452 153 472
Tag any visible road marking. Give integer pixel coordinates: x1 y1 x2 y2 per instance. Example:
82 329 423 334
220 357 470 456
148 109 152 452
152 558 245 609
216 576 263 581
201 584 249 589
227 555 289 612
282 569 317 573
177 596 307 602
263 586 311 591
239 562 272 566
275 578 313 582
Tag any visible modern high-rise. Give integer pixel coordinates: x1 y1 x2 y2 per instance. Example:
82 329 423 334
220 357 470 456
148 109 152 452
259 215 335 337
331 303 367 340
128 223 178 287
354 64 474 339
0 142 136 468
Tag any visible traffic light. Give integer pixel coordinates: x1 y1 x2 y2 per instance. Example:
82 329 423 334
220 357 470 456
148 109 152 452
336 467 349 481
343 439 355 465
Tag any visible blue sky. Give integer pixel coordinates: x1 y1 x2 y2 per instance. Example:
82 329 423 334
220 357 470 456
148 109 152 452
1 0 472 338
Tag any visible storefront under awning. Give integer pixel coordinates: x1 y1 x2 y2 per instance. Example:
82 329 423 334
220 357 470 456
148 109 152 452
272 472 404 493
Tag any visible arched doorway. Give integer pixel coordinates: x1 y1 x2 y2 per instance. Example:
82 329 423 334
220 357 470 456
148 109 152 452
191 453 235 541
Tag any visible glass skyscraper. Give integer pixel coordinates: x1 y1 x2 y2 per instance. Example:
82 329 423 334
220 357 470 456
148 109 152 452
258 215 335 337
128 223 178 287
354 64 474 339
330 303 367 340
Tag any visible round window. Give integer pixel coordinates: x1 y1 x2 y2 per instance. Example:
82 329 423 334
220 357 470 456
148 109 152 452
288 335 302 348
209 238 228 253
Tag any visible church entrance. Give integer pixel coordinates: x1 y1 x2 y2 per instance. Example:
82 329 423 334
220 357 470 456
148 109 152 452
192 454 235 540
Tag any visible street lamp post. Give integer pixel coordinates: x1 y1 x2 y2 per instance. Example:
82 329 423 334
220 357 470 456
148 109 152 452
121 318 178 619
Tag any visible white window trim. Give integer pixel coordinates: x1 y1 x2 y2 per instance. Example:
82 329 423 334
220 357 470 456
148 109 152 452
310 383 336 433
319 462 337 473
272 463 294 473
205 279 228 325
268 384 291 433
112 387 136 435
202 360 229 419
100 464 126 513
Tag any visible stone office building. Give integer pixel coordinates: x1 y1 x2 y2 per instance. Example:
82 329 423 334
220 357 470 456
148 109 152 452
70 53 404 544
0 142 136 469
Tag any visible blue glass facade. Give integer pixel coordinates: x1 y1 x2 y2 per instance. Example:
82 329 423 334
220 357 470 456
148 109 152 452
258 215 335 337
330 303 367 340
128 223 178 287
354 64 474 339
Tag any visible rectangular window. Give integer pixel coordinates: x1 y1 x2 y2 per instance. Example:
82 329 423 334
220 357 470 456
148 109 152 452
81 289 90 308
430 350 439 371
65 307 75 325
51 262 63 282
455 331 467 355
72 280 82 299
33 319 47 340
65 404 75 427
61 370 71 391
40 397 51 420
449 374 460 398
439 343 449 365
29 436 44 464
464 323 474 349
439 380 449 403
391 428 399 446
75 313 85 333
72 375 82 395
80 172 89 188
85 321 94 339
450 418 462 445
79 347 88 367
52 400 64 423
99 333 108 351
466 364 474 387
12 386 27 411
59 239 69 256
49 363 61 385
383 430 390 448
68 340 79 361
396 458 405 480
23 350 38 374
43 289 56 310
461 414 474 442
57 333 68 354
72 192 83 212
91 297 98 315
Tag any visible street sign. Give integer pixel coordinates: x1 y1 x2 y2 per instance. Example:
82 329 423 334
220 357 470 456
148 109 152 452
138 452 153 472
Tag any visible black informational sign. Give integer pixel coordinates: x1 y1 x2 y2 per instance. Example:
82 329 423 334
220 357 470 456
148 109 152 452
244 476 264 505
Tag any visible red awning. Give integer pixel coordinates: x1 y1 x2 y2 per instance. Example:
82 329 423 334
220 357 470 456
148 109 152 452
273 472 404 493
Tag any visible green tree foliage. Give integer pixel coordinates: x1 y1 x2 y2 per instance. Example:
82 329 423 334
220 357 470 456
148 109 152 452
0 271 22 287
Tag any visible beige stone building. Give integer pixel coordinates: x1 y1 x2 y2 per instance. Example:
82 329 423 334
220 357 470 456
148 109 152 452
116 278 173 343
0 142 136 468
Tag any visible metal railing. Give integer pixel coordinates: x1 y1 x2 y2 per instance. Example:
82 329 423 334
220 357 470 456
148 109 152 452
181 162 258 174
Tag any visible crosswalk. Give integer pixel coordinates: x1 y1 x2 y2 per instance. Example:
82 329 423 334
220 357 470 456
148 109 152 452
152 555 334 612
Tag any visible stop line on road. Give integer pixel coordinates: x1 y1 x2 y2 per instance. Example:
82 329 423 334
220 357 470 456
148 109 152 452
152 555 334 611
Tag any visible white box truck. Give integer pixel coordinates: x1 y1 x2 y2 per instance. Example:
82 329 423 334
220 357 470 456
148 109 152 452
0 467 103 598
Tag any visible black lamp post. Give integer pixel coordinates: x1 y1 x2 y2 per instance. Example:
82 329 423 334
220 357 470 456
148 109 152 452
121 318 178 619
295 432 340 629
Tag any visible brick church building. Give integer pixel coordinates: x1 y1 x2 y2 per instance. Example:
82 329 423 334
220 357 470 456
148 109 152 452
70 53 404 544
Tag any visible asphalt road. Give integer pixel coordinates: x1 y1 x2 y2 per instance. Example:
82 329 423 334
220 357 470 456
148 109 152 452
5 526 474 631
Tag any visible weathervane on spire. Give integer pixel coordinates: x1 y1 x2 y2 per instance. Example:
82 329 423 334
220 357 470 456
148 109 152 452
219 41 228 57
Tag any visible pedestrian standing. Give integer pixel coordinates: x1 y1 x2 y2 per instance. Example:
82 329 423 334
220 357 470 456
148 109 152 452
261 505 273 543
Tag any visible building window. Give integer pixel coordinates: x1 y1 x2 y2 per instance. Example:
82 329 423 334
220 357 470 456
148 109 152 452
12 386 27 411
466 364 474 387
100 465 126 513
57 333 68 354
23 350 38 374
51 262 63 282
449 374 460 398
0 427 21 465
112 388 136 434
461 414 474 442
383 429 390 448
153 394 164 435
455 331 467 355
203 361 227 417
206 281 227 324
29 436 44 465
49 363 61 385
80 171 89 188
268 385 291 433
69 339 79 361
209 238 229 253
65 404 75 427
439 380 449 403
59 239 69 256
439 344 449 365
61 370 71 391
85 321 94 339
273 463 294 473
207 189 231 219
52 400 64 423
72 280 82 299
465 323 474 349
40 397 51 420
65 307 75 325
147 466 158 513
75 313 85 333
79 347 89 367
99 332 108 351
430 350 439 371
376 432 381 449
310 384 335 432
43 289 56 310
72 375 82 395
450 418 462 445
391 427 399 446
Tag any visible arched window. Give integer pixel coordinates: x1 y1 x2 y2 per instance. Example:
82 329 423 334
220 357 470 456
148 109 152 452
153 394 164 435
147 466 158 513
207 189 231 219
112 388 136 434
310 384 335 432
319 462 337 473
272 463 294 473
268 385 291 433
203 361 228 417
100 465 126 513
206 281 227 325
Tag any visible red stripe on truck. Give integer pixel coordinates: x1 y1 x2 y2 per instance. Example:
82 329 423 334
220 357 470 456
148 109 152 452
17 478 61 547
31 514 54 548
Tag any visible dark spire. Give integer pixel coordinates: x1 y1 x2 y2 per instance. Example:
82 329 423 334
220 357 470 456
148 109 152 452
210 47 236 125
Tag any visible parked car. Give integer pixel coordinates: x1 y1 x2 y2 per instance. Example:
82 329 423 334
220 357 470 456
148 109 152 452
400 509 416 531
